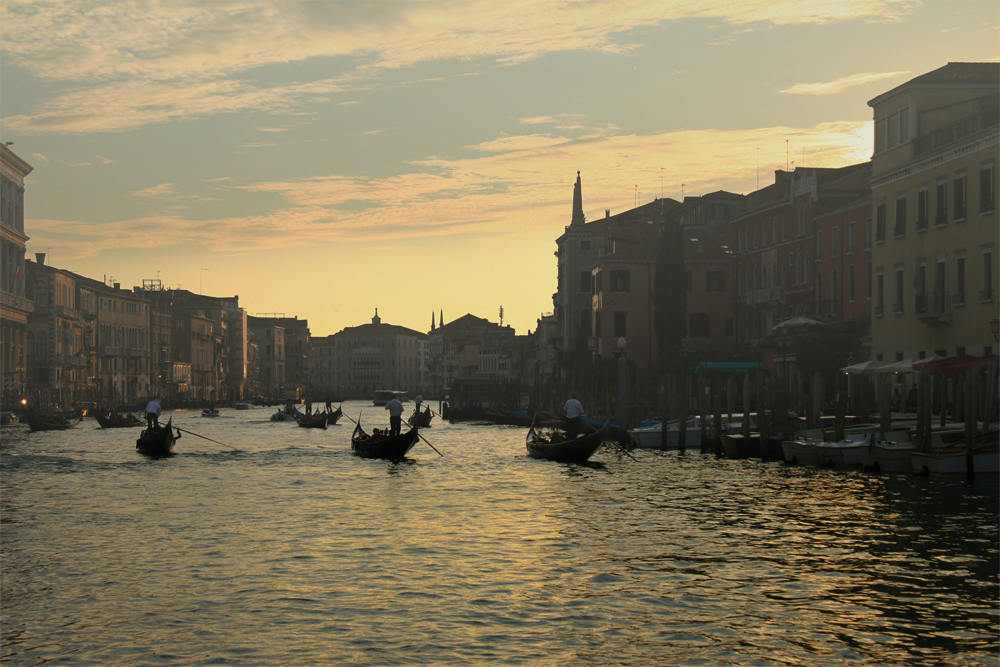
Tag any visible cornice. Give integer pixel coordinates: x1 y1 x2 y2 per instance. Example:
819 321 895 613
871 132 999 190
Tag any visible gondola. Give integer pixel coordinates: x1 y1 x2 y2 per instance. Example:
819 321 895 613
136 417 180 456
297 412 328 429
326 405 343 425
407 406 433 428
23 409 83 432
95 411 143 428
351 420 419 459
526 419 609 463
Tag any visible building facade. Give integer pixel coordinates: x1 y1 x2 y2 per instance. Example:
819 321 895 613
332 310 428 400
868 62 999 361
1 144 33 408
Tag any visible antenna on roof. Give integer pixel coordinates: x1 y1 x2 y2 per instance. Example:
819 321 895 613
499 305 504 328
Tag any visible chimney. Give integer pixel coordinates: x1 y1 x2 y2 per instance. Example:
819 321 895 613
113 282 121 290
605 210 610 218
35 253 45 265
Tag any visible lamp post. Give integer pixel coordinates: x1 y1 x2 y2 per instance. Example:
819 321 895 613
617 337 628 441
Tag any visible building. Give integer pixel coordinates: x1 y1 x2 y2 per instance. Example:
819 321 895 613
868 62 999 361
331 310 428 400
247 316 286 398
732 163 871 349
1 144 33 408
428 312 516 394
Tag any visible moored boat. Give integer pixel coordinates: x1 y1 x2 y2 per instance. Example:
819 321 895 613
526 419 609 463
910 438 1000 476
135 417 180 456
351 421 419 459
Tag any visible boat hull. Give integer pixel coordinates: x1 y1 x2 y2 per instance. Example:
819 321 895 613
136 418 178 456
351 423 420 459
526 421 609 463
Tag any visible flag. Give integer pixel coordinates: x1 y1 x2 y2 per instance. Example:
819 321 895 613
12 266 19 282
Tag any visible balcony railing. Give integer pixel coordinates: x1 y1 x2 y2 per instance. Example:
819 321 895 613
0 291 34 312
913 105 999 157
915 291 952 324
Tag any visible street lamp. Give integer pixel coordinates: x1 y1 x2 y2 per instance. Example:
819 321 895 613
991 316 999 343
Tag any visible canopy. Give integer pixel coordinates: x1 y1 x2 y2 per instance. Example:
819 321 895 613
913 354 998 377
772 316 825 332
693 361 767 374
840 359 890 375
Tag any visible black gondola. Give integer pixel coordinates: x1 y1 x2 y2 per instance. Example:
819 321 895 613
526 419 609 463
23 409 83 432
95 411 142 428
326 406 343 425
297 412 328 429
407 406 433 428
136 417 180 456
351 420 419 459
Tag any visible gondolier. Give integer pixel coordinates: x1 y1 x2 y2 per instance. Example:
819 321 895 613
385 396 404 437
144 398 162 429
563 393 584 438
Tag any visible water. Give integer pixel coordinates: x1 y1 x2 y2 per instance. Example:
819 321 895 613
2 402 997 666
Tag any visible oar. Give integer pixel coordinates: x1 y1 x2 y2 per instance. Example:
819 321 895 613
175 427 239 451
417 431 444 457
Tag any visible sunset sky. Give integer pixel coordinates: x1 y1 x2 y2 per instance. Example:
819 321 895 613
1 0 997 337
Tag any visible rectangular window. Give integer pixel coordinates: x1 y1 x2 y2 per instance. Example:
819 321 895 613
706 270 726 292
955 255 966 305
875 204 886 242
816 230 823 258
916 187 929 231
865 217 872 250
935 180 948 226
981 164 996 213
580 271 590 292
610 269 630 292
866 262 873 301
894 266 904 314
954 175 967 220
982 248 994 301
914 261 926 313
894 195 906 237
689 313 710 338
848 265 856 302
848 221 855 255
831 227 838 258
612 311 627 339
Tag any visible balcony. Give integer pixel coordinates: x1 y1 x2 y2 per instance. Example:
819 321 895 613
0 291 34 313
915 291 952 325
912 105 999 157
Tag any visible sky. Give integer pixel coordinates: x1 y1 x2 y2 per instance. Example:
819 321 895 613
1 1 997 337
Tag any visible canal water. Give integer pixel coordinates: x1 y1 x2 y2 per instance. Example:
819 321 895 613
2 402 997 666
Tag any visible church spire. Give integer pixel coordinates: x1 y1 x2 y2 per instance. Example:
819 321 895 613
571 170 585 227
431 311 436 331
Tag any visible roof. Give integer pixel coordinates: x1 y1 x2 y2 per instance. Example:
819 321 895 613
868 62 1000 106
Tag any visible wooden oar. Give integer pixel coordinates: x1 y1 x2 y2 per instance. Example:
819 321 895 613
417 432 444 457
175 427 239 451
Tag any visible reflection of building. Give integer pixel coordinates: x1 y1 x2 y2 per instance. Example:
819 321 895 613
331 310 427 400
1 144 33 408
868 62 999 361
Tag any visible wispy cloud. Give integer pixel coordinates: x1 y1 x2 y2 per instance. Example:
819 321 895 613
30 120 872 259
1 0 913 134
781 71 910 95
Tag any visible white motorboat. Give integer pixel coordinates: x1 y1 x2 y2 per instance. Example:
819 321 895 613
628 415 750 449
910 442 1000 476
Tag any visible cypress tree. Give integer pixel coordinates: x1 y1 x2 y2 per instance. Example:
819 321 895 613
653 215 687 354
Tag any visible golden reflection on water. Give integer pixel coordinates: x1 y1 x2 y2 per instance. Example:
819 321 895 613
0 403 997 666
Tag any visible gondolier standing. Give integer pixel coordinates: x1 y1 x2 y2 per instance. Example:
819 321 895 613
385 396 404 437
144 398 162 429
563 393 584 438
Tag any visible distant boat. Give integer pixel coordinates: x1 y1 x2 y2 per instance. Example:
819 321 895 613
96 411 143 429
297 413 328 429
24 409 82 432
202 408 220 418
